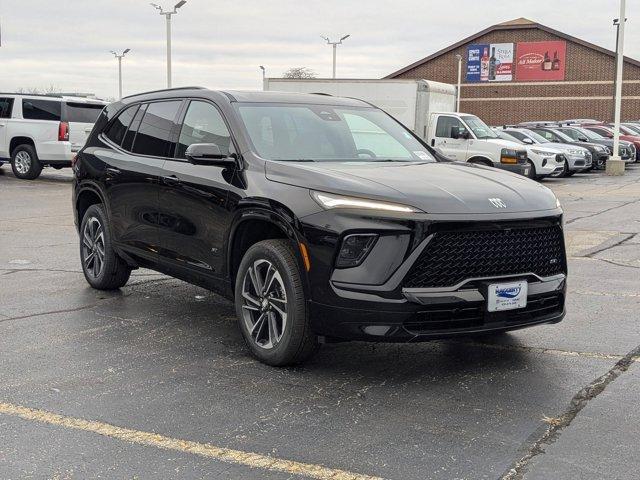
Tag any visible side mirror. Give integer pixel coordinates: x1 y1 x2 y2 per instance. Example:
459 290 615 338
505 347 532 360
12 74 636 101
578 136 589 142
185 143 237 167
522 137 534 145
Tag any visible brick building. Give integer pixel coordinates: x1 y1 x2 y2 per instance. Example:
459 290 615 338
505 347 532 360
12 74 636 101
386 18 640 126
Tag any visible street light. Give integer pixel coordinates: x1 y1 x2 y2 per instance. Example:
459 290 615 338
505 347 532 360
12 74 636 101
110 48 131 99
150 1 187 88
608 0 627 176
259 65 266 88
321 34 350 79
455 54 463 112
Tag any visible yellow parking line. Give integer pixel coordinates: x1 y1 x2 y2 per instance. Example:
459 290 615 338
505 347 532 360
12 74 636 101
0 402 384 480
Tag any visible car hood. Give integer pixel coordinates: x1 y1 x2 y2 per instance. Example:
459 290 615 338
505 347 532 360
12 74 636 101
265 161 558 214
542 142 588 154
483 138 526 150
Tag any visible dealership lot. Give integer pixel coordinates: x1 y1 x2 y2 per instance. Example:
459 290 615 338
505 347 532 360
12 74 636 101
0 166 639 479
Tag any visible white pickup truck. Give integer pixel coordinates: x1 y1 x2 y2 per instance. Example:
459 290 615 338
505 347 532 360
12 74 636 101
426 111 529 175
0 94 107 179
263 78 529 175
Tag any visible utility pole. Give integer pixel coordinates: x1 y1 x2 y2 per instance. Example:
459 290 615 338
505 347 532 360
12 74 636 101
455 54 463 112
321 35 350 78
607 0 626 175
150 1 187 88
110 49 131 99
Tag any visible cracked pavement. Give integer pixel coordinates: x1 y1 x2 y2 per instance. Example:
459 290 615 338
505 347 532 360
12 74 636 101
1 165 639 479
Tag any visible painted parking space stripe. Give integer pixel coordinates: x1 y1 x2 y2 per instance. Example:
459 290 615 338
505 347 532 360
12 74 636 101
0 402 384 480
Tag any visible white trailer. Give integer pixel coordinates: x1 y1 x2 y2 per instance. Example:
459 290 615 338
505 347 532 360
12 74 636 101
263 78 456 140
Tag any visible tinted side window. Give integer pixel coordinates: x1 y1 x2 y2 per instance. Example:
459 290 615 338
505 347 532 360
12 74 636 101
132 101 182 157
0 98 14 118
435 116 462 138
63 102 104 123
532 129 555 142
104 105 138 146
122 104 147 152
22 99 61 121
176 101 232 158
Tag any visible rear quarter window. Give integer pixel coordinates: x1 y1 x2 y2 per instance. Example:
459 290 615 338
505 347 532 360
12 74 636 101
0 98 14 118
103 105 139 146
22 99 61 121
63 102 105 123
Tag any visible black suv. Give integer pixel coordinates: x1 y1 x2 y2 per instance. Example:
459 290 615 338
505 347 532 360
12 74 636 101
73 88 567 366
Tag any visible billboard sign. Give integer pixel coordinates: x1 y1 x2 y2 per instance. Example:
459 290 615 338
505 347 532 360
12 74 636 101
466 43 514 82
515 41 566 81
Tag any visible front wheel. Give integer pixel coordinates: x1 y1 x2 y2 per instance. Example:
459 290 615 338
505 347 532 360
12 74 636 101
11 145 42 180
235 239 319 366
80 204 131 290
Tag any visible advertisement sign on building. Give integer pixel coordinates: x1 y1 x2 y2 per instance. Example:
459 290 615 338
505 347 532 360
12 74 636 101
515 41 566 81
466 43 514 82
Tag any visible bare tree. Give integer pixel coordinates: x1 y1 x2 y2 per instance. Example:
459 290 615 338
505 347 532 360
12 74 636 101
282 67 317 79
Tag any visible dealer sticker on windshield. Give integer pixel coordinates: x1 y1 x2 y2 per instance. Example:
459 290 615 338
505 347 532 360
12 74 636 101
487 280 528 312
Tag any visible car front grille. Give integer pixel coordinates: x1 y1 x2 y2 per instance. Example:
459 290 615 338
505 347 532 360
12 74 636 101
403 223 566 288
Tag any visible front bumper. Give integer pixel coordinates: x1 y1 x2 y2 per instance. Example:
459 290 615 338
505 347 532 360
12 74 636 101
495 163 530 176
310 274 565 341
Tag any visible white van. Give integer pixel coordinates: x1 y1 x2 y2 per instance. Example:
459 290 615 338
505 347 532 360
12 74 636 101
426 112 529 175
0 94 107 179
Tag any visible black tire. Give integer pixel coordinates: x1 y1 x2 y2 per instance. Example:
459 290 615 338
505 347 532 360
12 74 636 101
526 160 537 179
235 239 319 366
11 144 42 180
558 160 573 178
79 204 131 290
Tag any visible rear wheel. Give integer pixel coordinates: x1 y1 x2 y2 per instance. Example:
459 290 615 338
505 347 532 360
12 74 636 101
235 239 319 366
80 204 131 290
11 145 42 180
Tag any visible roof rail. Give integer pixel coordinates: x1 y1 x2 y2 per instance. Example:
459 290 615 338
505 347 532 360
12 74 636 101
0 92 63 98
122 86 206 100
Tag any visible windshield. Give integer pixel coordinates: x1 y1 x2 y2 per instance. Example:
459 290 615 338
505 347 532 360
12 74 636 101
461 115 498 139
575 127 606 141
496 130 523 144
235 103 436 162
550 129 575 143
522 129 550 144
624 124 640 134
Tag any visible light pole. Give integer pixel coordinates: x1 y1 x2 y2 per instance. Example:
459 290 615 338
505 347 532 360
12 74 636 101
608 0 626 175
321 34 350 79
150 1 187 88
259 65 266 89
455 54 463 112
110 49 131 100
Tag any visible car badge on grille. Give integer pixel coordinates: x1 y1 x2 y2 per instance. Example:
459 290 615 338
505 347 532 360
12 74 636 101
489 198 507 209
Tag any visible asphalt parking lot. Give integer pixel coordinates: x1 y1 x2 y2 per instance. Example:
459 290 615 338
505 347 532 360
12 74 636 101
1 165 639 480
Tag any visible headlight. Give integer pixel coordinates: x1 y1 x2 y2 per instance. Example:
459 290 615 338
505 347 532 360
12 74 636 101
531 149 556 157
605 146 613 154
556 197 562 209
500 148 519 164
593 145 605 152
311 191 422 213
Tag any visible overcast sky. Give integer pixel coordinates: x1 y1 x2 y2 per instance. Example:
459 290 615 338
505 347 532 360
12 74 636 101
0 0 638 99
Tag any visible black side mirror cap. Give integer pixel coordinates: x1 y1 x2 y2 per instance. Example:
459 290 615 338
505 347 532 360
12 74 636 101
185 143 237 167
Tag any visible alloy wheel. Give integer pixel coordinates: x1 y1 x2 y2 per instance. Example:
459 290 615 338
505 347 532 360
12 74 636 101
82 216 106 278
241 259 287 349
14 151 31 175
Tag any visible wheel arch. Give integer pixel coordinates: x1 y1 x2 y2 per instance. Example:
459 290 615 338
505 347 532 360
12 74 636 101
467 156 494 166
75 184 108 228
226 206 307 289
10 136 36 155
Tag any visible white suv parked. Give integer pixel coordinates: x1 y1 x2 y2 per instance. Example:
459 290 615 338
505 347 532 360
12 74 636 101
0 94 106 179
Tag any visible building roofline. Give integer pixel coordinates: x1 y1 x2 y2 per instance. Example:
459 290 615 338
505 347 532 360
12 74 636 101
385 19 640 78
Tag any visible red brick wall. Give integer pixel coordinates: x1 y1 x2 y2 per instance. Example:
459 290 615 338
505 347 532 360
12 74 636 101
390 27 640 125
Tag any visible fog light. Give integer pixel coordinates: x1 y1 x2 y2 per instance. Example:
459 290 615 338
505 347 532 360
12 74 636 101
335 234 378 268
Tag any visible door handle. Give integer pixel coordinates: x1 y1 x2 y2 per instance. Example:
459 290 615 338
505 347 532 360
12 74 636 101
162 175 181 186
430 139 435 147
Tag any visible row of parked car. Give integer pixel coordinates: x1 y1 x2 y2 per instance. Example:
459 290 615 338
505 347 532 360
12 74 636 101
492 120 640 179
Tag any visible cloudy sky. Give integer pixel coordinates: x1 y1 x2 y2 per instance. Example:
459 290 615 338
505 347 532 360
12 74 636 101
0 0 638 99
